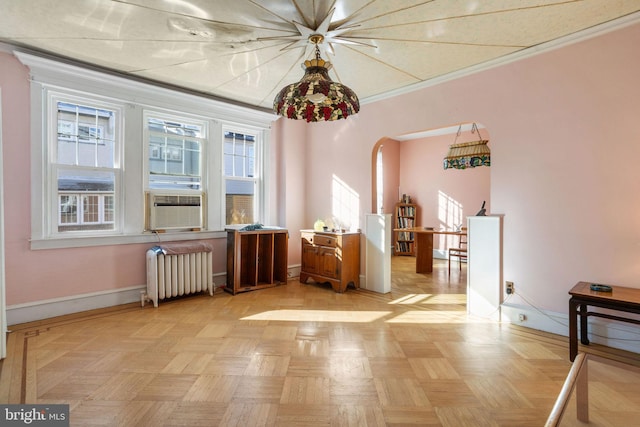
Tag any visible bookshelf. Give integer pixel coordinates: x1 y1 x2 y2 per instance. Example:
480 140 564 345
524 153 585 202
225 227 289 295
394 201 417 256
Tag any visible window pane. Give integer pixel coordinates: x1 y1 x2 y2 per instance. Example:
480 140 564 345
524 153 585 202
233 157 244 177
83 195 100 223
57 102 116 168
224 153 233 176
226 179 254 224
148 116 203 190
104 195 114 223
224 132 255 179
59 195 77 224
247 144 255 177
57 169 115 232
148 118 203 138
224 140 234 155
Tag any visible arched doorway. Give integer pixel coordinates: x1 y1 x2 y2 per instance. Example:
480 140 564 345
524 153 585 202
370 122 491 287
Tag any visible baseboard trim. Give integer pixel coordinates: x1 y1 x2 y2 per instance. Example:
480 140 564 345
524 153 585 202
7 268 299 325
9 272 228 325
287 264 301 280
7 285 146 326
434 249 447 260
501 302 640 355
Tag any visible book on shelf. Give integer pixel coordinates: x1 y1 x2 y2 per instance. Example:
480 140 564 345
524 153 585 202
397 231 415 241
397 205 416 217
396 217 414 228
395 241 414 253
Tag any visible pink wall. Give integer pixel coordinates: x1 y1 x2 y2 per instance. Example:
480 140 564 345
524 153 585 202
271 117 307 265
0 51 229 307
397 130 490 250
301 116 372 231
292 21 640 314
2 20 640 322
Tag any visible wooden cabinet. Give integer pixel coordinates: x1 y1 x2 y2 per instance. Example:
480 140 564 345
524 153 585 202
300 230 360 293
226 227 288 295
394 202 418 256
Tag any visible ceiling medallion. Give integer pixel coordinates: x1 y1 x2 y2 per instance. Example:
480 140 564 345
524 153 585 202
273 34 360 122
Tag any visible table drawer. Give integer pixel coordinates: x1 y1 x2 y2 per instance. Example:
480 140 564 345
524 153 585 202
313 234 336 247
302 233 337 248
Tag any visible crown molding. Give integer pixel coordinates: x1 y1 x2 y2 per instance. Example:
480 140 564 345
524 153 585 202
361 11 640 106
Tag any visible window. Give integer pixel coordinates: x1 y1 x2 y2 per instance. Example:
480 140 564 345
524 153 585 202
58 193 114 230
20 51 274 248
146 114 204 191
224 130 259 225
52 99 121 233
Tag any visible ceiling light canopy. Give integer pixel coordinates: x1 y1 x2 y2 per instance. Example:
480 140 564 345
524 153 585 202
273 34 360 122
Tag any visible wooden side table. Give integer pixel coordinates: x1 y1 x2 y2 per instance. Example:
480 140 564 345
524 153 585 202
568 281 640 361
299 230 360 293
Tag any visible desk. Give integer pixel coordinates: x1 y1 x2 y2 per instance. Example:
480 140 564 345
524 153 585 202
568 281 640 361
393 227 466 273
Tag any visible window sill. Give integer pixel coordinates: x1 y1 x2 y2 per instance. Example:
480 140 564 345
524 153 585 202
30 230 228 250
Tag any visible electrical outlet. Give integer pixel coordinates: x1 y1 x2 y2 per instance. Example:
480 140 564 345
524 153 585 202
505 281 514 295
518 313 526 322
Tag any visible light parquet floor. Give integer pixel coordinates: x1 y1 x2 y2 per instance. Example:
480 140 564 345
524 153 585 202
0 257 636 426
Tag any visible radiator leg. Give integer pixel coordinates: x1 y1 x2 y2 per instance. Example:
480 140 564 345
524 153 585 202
207 251 214 296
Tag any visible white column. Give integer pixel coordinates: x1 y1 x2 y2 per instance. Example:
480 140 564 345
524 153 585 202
364 214 391 293
467 215 504 320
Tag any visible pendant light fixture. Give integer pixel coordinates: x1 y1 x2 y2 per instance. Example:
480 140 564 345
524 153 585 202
443 123 490 170
273 34 360 122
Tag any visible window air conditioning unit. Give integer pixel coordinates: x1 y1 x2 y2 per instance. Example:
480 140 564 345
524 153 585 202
146 192 204 231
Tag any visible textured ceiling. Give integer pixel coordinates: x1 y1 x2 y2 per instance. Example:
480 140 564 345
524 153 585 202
1 0 639 111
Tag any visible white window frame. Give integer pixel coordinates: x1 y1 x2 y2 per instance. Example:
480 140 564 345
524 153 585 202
143 110 208 193
18 51 275 250
221 124 258 226
47 92 124 238
222 124 267 226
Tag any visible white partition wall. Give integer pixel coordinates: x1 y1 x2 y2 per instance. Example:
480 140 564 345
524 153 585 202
467 215 504 320
364 214 392 294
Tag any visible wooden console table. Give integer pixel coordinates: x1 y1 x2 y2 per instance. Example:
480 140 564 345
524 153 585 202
568 281 640 361
393 227 466 273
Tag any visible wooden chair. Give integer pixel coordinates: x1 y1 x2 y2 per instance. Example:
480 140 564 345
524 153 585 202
448 227 467 276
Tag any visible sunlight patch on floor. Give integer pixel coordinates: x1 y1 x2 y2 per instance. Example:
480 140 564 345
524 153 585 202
241 308 491 325
386 310 492 324
389 293 467 305
241 309 392 322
